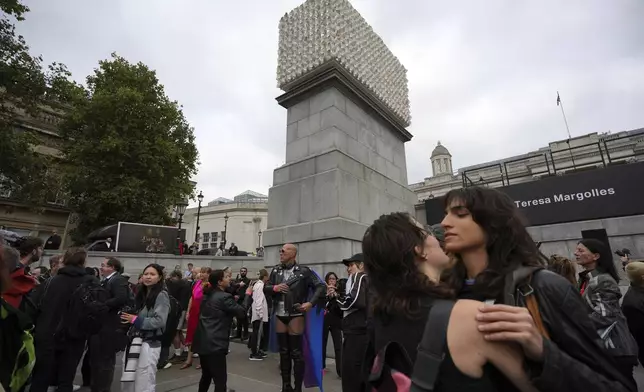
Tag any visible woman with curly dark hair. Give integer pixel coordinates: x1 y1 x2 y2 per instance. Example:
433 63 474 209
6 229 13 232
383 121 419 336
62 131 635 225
363 212 535 392
440 186 636 392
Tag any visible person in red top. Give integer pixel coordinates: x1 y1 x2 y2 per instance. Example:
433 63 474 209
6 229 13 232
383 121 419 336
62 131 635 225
3 237 42 312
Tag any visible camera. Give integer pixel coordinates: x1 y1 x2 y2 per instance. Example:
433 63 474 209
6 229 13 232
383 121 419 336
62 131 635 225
615 249 631 257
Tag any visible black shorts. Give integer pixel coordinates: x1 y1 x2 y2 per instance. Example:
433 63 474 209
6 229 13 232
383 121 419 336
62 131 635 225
276 314 304 325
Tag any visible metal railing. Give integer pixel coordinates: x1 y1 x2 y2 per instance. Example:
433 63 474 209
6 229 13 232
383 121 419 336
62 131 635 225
461 133 642 188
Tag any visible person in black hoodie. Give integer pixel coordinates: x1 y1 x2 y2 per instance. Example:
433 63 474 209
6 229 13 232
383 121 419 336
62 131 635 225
232 267 250 340
31 247 92 392
335 254 368 392
166 270 192 360
440 186 637 392
90 257 131 392
192 269 247 392
322 272 342 377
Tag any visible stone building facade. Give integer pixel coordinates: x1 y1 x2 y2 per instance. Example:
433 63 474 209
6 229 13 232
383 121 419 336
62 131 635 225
0 105 72 244
411 127 644 202
181 190 268 254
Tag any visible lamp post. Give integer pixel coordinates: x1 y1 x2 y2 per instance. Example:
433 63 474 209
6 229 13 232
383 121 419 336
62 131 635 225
222 212 229 249
194 191 204 243
175 200 188 254
258 230 262 248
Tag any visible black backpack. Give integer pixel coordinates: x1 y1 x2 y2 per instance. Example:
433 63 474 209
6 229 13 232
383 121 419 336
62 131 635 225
367 300 454 392
57 278 109 341
160 294 181 343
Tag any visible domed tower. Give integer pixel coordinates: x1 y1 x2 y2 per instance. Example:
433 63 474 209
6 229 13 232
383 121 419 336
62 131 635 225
431 141 453 177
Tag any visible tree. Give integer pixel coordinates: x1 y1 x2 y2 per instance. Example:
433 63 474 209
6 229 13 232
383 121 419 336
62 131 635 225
0 0 79 204
60 53 199 241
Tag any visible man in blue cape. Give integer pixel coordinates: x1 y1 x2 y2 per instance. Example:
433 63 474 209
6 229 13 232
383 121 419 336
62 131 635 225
264 244 326 392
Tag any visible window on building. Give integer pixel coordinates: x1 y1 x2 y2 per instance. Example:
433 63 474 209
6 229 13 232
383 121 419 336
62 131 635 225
210 242 217 249
221 231 226 243
203 232 210 243
202 243 209 249
212 232 218 243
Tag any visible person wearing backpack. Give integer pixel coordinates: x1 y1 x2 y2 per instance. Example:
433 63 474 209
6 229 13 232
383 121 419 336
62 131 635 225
363 212 536 392
89 256 132 392
30 247 102 392
0 245 36 392
119 263 170 392
440 187 637 392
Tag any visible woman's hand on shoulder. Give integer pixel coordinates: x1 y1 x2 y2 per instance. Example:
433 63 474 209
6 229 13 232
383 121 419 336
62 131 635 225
476 304 544 361
451 300 538 392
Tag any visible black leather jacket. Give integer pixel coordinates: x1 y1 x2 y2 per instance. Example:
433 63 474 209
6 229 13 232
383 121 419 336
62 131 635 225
264 263 325 315
505 267 637 392
192 289 246 355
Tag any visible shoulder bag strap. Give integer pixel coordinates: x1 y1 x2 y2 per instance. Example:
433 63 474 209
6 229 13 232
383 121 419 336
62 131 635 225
410 299 455 392
521 274 550 339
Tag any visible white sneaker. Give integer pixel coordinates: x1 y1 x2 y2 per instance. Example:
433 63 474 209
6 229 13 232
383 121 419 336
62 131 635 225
163 362 172 369
73 386 81 391
174 348 183 356
192 353 199 358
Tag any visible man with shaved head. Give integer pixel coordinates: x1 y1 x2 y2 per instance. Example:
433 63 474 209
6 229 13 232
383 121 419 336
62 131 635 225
264 243 325 392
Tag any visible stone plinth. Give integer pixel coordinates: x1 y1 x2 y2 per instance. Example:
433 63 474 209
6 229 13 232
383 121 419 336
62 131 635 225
264 78 415 274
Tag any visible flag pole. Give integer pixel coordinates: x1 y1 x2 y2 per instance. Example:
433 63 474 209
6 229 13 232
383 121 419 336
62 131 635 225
557 91 572 139
556 92 576 170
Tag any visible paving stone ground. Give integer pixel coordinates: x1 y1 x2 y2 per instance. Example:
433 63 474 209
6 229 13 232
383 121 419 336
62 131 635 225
74 340 342 392
72 336 644 392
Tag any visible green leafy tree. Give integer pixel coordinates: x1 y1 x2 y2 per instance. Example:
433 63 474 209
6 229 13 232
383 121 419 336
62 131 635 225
60 53 198 241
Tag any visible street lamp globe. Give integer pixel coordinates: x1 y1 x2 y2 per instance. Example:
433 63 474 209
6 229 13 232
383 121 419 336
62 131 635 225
176 200 189 216
197 191 204 203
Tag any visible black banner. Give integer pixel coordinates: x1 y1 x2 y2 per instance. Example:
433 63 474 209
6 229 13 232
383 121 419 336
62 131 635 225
425 161 644 227
116 222 186 253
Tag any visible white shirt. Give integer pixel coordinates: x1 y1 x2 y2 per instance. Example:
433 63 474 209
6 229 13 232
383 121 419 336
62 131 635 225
345 274 355 295
251 280 269 322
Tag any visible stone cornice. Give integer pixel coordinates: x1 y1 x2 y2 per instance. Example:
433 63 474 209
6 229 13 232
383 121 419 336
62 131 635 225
276 59 412 142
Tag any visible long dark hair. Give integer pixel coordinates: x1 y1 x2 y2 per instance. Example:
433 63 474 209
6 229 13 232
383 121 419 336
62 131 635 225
578 239 620 282
135 263 165 310
362 212 453 320
442 187 546 298
324 272 338 284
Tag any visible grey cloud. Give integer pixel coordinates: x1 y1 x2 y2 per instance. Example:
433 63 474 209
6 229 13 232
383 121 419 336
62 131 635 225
17 0 644 198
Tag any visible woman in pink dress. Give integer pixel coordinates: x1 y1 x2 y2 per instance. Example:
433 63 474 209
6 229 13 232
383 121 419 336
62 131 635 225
181 267 212 369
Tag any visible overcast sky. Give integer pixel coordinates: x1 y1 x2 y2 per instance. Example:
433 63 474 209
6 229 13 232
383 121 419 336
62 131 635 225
17 0 644 205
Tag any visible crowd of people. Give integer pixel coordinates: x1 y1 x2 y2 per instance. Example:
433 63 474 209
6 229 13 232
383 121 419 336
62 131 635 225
1 186 644 392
